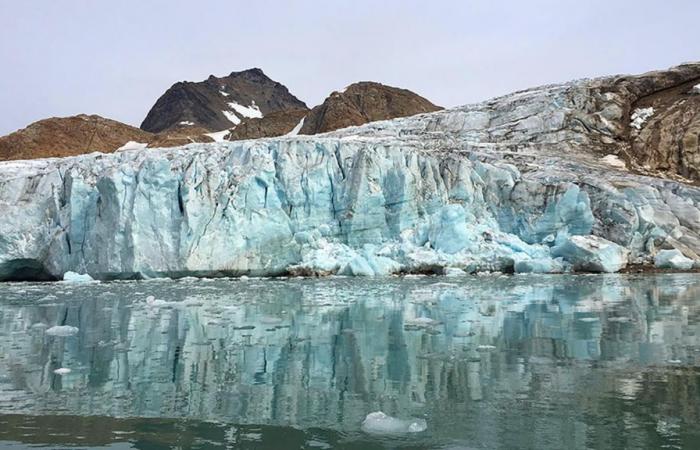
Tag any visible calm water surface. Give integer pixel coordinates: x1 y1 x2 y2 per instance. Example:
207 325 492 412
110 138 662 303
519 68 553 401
0 274 698 449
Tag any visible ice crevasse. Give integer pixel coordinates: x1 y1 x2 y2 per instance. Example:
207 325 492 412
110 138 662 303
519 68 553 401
1 67 700 280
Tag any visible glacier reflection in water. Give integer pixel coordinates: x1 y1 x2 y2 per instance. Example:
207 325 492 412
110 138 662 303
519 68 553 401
0 274 699 449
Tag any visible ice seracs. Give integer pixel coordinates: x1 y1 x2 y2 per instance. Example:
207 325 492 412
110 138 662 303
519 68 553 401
1 64 700 281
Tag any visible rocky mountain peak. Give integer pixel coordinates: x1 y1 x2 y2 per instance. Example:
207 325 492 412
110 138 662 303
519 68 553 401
299 81 442 135
140 69 308 133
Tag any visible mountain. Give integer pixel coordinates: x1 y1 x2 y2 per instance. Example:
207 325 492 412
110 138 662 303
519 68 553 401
140 68 308 133
227 81 442 140
2 63 700 281
298 81 442 135
0 115 153 161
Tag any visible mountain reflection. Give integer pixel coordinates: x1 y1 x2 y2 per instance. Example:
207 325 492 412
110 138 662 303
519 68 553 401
0 274 698 448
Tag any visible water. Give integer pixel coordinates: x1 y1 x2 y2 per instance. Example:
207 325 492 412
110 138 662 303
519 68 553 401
0 274 698 449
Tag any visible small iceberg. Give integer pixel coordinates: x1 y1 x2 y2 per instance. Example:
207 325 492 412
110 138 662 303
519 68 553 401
45 325 79 336
361 411 427 434
62 271 98 283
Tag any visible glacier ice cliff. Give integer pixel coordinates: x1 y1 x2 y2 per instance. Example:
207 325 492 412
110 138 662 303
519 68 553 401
1 64 700 280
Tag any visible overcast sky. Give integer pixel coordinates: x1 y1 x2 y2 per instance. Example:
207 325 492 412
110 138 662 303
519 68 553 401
1 0 698 135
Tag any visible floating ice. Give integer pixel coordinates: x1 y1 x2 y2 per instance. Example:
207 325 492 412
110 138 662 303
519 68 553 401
45 325 79 336
361 411 427 434
53 368 71 375
62 271 96 283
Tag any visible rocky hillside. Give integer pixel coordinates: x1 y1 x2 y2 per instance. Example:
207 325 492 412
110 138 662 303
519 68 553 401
0 115 222 161
298 82 442 135
227 109 308 140
140 68 308 133
0 115 153 161
226 82 441 140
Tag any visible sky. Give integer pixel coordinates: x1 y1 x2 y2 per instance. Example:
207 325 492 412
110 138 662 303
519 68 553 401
1 0 699 135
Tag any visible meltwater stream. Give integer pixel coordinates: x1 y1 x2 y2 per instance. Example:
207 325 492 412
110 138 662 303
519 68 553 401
0 274 698 449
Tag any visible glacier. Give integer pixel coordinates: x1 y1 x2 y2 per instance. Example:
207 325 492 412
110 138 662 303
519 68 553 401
1 66 700 280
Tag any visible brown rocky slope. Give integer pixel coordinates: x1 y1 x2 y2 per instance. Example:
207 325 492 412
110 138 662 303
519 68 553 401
298 81 442 135
0 115 153 161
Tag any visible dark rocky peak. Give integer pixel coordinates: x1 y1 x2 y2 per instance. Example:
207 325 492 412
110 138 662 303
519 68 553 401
140 69 308 133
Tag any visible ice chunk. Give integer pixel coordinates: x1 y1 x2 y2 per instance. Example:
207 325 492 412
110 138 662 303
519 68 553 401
551 235 628 273
53 368 71 375
514 257 565 273
428 205 471 254
654 249 694 270
46 325 79 336
339 256 375 276
361 411 427 434
444 267 467 277
62 271 96 283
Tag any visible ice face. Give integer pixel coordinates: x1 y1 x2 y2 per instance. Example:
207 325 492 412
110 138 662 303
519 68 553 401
1 74 700 280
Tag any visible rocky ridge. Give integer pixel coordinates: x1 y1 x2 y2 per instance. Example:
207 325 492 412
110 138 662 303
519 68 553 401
140 68 308 133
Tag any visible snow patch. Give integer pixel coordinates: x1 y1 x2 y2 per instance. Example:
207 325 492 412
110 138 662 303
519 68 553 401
219 90 230 97
630 107 654 130
222 110 241 125
285 117 305 136
179 121 195 126
53 368 71 375
205 130 231 142
228 101 263 119
692 84 700 94
117 141 148 151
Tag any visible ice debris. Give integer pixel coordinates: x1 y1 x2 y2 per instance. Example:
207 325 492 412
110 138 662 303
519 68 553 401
552 235 629 273
45 325 79 336
654 249 694 270
62 272 97 283
361 411 427 434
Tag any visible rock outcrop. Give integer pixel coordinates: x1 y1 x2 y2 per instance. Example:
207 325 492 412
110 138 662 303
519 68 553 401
140 68 308 133
299 82 442 135
227 109 308 140
1 63 700 281
0 115 153 161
